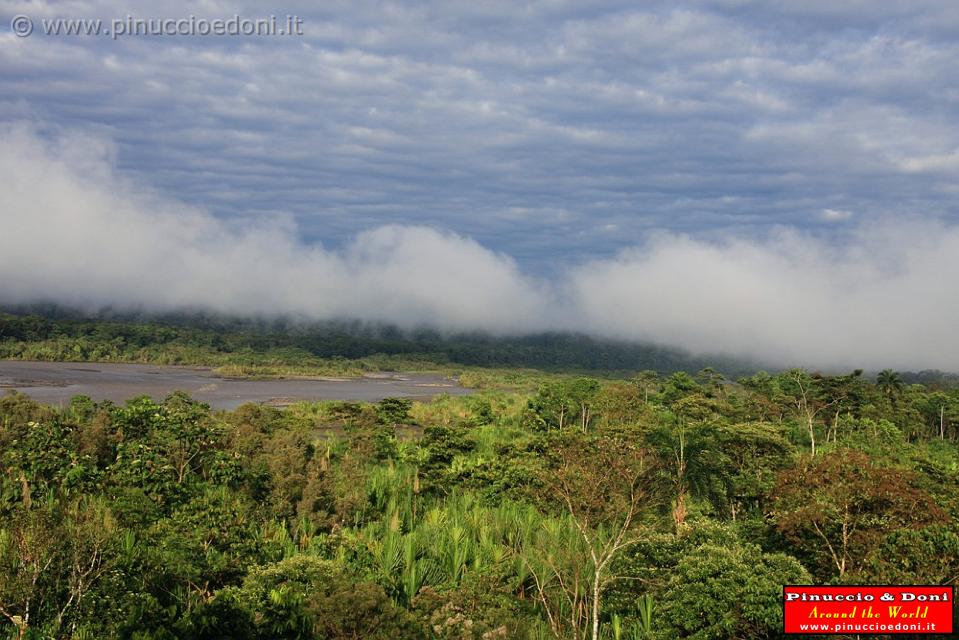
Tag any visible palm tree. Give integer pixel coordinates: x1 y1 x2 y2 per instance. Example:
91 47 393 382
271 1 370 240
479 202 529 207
876 369 904 397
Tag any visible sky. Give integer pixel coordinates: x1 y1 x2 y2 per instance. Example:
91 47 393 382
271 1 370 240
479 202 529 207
1 1 958 370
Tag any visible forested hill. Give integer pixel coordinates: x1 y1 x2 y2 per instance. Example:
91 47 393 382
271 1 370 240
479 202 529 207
0 308 761 376
3 309 958 386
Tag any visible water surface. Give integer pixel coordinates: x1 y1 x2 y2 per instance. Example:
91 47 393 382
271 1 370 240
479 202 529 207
0 360 469 410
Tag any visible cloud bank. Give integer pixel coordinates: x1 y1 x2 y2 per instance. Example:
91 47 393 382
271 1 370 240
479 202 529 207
2 124 958 371
0 124 548 334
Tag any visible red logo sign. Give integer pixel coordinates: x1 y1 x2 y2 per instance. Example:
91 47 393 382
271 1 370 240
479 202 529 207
783 585 954 635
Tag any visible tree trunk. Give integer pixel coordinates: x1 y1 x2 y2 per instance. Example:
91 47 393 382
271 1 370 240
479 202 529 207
808 415 816 457
673 490 687 529
592 572 601 640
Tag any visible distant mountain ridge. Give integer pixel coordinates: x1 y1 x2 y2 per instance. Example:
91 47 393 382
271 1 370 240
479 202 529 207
0 305 761 376
4 305 956 384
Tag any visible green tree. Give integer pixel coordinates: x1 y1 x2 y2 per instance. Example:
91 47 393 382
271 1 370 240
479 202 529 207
631 370 661 405
523 378 600 432
524 434 655 640
222 555 419 639
647 420 726 529
713 422 794 521
660 372 700 407
772 449 946 580
876 369 905 398
377 397 414 426
0 498 116 638
776 369 858 457
417 425 476 495
918 391 959 440
660 540 810 639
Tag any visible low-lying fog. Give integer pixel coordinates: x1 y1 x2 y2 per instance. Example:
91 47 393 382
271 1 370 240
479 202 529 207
3 124 958 371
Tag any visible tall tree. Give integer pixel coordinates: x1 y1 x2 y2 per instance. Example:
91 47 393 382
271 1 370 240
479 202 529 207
648 420 725 529
523 435 655 640
781 370 822 456
876 369 904 398
772 449 946 579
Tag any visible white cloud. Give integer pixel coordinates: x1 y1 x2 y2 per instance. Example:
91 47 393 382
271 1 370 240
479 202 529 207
820 208 853 222
565 224 959 369
2 123 958 371
898 152 959 174
0 123 550 334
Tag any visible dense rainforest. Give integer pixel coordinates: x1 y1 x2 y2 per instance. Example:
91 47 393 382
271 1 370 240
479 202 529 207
2 359 959 638
0 311 763 378
4 311 956 388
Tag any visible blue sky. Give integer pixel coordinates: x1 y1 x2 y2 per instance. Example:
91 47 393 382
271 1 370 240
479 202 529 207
2 1 959 368
4 1 957 264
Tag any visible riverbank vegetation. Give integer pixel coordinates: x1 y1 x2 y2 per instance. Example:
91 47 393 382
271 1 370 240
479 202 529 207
0 311 764 382
2 364 958 639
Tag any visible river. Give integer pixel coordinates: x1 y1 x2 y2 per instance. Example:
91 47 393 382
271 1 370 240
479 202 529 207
0 360 469 410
